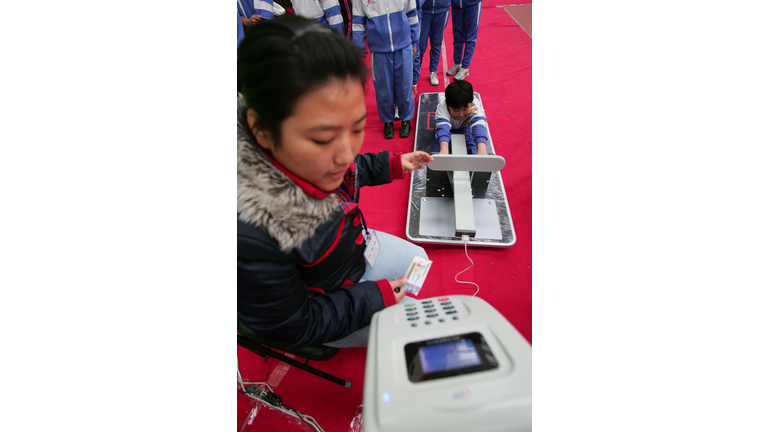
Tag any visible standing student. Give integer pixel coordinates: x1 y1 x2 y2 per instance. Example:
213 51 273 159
352 0 420 139
238 16 434 350
417 0 450 86
446 0 481 81
291 0 345 34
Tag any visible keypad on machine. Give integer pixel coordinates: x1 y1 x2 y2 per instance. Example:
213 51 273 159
402 298 459 327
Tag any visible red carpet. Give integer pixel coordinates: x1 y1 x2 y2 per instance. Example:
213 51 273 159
239 3 531 430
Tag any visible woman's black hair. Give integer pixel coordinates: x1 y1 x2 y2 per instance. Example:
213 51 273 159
445 80 474 110
237 16 368 145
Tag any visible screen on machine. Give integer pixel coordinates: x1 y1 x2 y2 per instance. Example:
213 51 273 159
405 332 499 382
418 339 482 374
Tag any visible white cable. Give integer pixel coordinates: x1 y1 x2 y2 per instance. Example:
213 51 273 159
237 358 247 393
455 235 480 296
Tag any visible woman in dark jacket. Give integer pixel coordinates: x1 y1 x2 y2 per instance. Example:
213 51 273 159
237 16 433 351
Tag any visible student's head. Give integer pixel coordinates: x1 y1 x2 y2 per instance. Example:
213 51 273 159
445 80 474 120
238 16 368 191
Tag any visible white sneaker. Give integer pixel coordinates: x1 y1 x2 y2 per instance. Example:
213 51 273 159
429 72 438 85
446 63 461 76
454 68 469 80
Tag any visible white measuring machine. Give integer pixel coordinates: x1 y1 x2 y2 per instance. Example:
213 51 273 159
363 295 532 432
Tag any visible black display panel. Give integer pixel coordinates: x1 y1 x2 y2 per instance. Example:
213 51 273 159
405 332 498 383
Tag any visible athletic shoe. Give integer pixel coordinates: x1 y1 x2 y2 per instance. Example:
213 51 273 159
384 122 395 139
454 68 469 80
394 104 399 121
399 120 411 138
429 72 438 86
446 63 461 76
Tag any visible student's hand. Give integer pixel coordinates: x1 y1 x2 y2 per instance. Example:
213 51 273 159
439 148 449 155
401 151 434 173
388 276 408 303
241 16 253 28
476 142 488 156
438 141 450 155
252 14 263 22
412 46 418 55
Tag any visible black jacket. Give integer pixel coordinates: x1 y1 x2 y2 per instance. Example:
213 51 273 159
237 95 402 350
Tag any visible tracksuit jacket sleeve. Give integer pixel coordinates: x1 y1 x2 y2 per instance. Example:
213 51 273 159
323 0 345 34
253 0 275 19
351 0 366 52
469 97 489 144
435 100 452 143
238 235 397 350
406 0 419 46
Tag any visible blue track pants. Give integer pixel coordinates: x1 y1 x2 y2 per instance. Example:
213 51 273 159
372 46 415 123
452 1 482 68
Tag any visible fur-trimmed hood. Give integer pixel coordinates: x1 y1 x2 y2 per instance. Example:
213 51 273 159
237 94 341 252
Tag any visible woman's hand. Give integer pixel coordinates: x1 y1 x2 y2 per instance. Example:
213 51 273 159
389 276 408 303
401 151 434 174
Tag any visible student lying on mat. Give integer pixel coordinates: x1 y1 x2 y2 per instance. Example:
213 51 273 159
433 80 489 155
237 16 433 351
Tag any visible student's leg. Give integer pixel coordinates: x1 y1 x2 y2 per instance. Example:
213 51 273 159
413 8 424 85
372 52 396 123
461 1 482 68
393 46 415 122
412 44 421 86
418 14 433 79
452 7 465 66
430 11 450 73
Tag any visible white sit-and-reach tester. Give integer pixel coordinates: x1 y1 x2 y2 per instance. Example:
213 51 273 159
363 295 532 432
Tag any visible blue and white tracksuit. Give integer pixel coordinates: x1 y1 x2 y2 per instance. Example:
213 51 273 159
292 0 345 34
433 94 488 154
451 0 482 69
237 0 275 20
416 0 450 81
352 0 420 123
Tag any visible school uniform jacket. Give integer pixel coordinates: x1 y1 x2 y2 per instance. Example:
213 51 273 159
237 94 404 350
351 0 420 53
292 0 345 34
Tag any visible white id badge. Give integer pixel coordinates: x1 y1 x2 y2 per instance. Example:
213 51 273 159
363 230 381 268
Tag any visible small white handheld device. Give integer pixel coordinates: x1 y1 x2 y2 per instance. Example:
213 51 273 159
363 295 532 432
